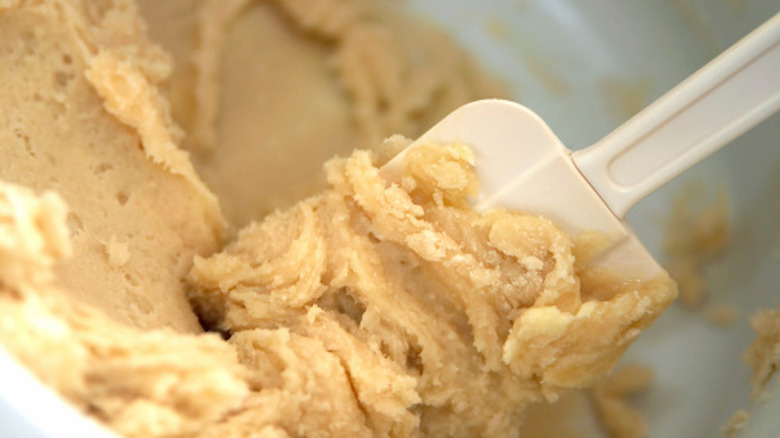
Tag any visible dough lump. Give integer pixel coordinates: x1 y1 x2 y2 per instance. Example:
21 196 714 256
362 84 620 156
137 0 505 225
189 140 677 437
0 181 247 438
744 305 780 399
0 0 223 332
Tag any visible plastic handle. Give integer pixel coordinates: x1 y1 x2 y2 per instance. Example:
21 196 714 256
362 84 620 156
572 13 780 218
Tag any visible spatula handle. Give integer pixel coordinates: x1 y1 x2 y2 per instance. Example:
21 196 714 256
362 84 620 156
572 13 780 218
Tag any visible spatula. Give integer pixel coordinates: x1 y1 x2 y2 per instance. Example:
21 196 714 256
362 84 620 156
381 13 780 279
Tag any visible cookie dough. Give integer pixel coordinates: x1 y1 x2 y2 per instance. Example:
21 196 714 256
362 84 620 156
722 410 750 437
187 140 676 437
0 181 247 437
0 0 678 437
744 305 780 399
0 0 222 332
0 142 676 438
136 0 505 226
663 184 730 309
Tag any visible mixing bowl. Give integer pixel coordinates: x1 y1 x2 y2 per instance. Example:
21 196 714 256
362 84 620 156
1 1 778 437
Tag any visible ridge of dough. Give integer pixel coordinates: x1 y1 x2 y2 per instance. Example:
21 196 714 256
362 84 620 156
189 141 677 437
0 0 224 331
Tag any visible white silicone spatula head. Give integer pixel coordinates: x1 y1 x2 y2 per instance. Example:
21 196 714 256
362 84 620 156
381 99 660 279
381 13 780 280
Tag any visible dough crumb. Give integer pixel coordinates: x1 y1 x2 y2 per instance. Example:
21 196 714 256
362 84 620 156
721 409 750 437
706 304 740 327
590 364 654 438
664 184 730 309
0 182 71 291
743 304 780 399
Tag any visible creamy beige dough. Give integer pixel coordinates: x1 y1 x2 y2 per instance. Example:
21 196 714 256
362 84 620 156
744 305 780 399
0 0 222 332
722 305 780 434
0 1 680 437
136 0 505 226
188 141 677 437
0 181 248 437
0 141 676 438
